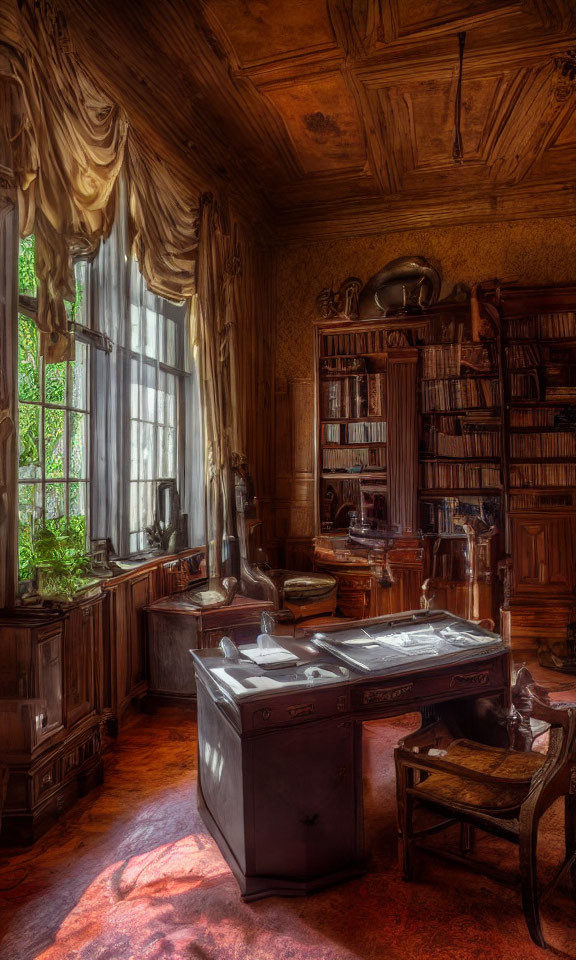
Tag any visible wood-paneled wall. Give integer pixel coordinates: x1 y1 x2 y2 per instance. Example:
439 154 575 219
273 214 576 562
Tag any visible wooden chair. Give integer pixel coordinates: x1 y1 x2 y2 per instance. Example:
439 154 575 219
394 690 576 949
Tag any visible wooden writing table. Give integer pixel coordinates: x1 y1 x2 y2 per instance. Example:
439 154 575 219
191 610 511 900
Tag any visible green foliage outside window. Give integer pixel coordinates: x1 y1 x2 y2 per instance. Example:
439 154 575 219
18 235 37 296
17 237 89 584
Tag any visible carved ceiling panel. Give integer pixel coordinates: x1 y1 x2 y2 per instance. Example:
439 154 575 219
207 0 337 66
375 0 525 44
54 0 576 241
262 73 367 174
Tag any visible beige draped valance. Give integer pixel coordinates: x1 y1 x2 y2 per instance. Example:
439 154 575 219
0 0 198 360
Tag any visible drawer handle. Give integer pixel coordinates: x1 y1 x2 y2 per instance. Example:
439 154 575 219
450 671 490 688
363 683 413 705
287 702 315 719
300 813 319 827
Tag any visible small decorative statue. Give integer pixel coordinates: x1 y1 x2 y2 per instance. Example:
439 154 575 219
317 276 362 320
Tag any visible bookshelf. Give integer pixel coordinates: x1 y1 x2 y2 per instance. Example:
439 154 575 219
500 289 576 669
314 286 576 667
317 339 388 533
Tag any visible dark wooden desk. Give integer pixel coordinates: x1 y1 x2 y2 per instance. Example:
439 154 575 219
191 611 511 900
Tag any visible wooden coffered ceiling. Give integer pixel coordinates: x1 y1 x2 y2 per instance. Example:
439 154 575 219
58 0 576 242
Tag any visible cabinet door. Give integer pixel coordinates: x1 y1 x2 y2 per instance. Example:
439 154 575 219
36 626 63 733
511 515 576 595
247 716 360 879
64 603 96 727
129 573 152 689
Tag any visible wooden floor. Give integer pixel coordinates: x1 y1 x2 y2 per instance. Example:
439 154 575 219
0 652 575 960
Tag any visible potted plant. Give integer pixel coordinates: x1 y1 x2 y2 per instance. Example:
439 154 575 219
33 523 92 602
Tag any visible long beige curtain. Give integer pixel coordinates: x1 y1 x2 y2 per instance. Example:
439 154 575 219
195 193 276 579
194 194 240 579
0 0 199 360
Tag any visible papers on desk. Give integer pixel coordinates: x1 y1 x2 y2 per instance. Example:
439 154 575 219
240 634 299 668
310 615 501 673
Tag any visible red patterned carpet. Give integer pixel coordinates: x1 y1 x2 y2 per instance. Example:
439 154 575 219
0 677 575 960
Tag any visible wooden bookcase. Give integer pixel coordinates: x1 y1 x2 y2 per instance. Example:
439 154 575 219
500 285 576 669
314 286 576 668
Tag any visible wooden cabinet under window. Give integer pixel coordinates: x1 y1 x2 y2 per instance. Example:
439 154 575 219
0 548 205 843
0 597 104 845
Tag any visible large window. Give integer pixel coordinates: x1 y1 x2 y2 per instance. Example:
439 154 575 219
17 239 89 581
127 262 187 553
16 214 202 582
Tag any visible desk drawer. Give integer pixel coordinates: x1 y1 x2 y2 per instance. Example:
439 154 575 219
353 656 507 713
244 687 351 732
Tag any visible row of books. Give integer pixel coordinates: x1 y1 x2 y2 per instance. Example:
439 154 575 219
509 371 541 399
509 407 563 427
320 375 384 419
420 495 501 536
322 331 389 357
322 446 386 472
319 357 366 373
509 432 576 458
506 312 576 340
506 343 542 368
421 378 501 412
421 343 493 379
421 463 501 489
323 421 388 444
424 428 501 458
509 463 576 487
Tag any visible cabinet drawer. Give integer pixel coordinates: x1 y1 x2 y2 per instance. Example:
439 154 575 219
32 757 61 803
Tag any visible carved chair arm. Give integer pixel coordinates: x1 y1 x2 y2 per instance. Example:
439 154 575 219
396 747 536 786
526 686 574 729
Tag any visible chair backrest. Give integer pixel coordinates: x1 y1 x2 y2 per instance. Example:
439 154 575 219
523 688 576 802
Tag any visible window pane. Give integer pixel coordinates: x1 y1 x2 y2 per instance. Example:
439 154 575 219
139 422 154 479
69 412 88 478
18 403 42 479
130 419 140 481
70 341 88 409
159 426 175 477
69 483 88 551
145 306 159 360
165 375 176 424
45 408 65 478
130 481 140 531
45 362 67 405
18 483 42 581
165 319 176 367
130 302 142 353
67 260 87 325
18 315 41 401
45 482 65 520
18 236 37 296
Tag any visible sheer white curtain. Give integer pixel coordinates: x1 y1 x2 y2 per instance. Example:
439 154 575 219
89 183 204 555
